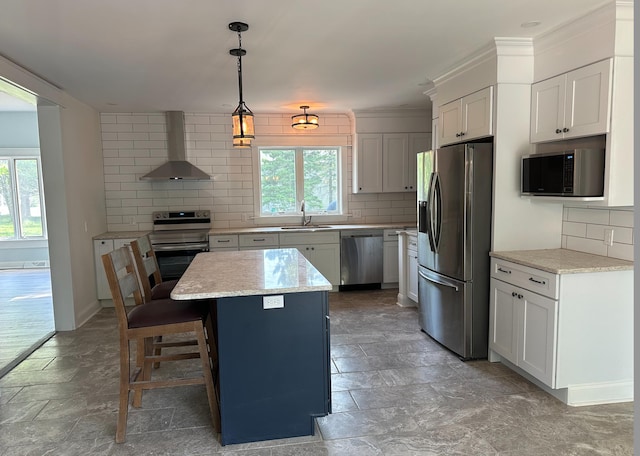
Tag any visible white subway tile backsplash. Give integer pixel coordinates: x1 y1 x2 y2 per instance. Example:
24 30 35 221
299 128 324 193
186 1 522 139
610 210 634 227
562 206 634 260
101 111 416 231
565 207 610 225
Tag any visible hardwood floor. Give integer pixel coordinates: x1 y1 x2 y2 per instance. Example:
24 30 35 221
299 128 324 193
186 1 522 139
0 268 55 377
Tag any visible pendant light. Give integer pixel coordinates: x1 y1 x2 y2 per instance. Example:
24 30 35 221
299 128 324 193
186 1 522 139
291 105 319 130
229 21 254 148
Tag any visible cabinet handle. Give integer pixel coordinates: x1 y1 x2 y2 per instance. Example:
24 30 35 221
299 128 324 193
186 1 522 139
562 127 569 133
497 267 511 274
460 132 465 136
517 294 523 299
555 128 562 134
217 239 230 243
253 238 266 242
512 291 517 297
529 277 546 285
311 247 315 250
405 186 408 189
456 133 461 137
359 187 362 190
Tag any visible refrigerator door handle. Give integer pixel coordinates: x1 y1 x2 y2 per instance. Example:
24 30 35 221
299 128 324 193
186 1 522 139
425 172 437 252
418 269 460 292
433 173 442 251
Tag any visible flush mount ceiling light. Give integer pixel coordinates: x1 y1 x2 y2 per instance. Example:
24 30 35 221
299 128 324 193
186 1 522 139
229 21 254 148
291 105 319 130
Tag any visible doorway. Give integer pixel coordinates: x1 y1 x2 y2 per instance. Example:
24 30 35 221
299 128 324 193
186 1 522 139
0 81 54 377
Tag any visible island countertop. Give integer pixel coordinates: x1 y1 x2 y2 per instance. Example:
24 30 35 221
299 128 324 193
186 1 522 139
490 248 633 274
171 248 332 300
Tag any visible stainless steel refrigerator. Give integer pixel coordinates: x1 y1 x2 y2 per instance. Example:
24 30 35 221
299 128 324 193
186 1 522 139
417 141 493 359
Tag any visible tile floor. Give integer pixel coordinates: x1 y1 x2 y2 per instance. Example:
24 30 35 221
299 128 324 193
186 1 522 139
0 289 633 455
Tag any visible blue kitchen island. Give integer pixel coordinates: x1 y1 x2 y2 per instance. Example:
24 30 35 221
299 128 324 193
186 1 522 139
171 248 332 446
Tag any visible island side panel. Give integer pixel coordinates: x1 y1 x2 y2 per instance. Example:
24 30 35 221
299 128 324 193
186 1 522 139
216 291 330 446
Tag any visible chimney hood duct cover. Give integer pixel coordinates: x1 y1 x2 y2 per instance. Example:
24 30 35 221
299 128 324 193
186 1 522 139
140 111 210 180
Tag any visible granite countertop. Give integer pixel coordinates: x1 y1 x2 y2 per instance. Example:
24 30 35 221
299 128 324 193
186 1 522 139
93 231 150 240
210 223 416 235
490 248 634 274
171 248 332 300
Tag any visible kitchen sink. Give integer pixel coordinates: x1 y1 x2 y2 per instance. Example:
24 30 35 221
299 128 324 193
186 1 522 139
280 225 333 230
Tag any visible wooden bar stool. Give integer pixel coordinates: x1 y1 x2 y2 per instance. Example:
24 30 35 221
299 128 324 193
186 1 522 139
102 246 220 443
130 234 178 302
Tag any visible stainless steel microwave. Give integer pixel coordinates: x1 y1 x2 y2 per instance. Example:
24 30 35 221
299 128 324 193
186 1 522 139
521 148 605 197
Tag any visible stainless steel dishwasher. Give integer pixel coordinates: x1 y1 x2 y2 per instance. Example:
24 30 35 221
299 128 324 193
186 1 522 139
340 230 383 290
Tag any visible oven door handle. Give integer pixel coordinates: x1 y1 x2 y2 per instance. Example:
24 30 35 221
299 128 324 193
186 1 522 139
152 243 209 252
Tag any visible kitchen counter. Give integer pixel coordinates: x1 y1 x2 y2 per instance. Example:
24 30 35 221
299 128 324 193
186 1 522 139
209 223 416 235
171 248 332 299
489 248 633 274
93 231 149 240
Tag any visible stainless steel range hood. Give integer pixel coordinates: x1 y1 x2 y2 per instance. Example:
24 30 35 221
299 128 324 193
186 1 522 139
140 111 210 180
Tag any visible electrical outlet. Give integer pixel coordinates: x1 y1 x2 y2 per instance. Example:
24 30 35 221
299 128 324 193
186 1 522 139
353 209 362 219
263 295 284 309
604 228 614 246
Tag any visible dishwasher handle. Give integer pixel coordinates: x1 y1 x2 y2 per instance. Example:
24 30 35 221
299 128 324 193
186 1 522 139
344 234 382 238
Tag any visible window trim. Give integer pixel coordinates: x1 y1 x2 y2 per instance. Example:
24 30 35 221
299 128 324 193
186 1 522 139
252 145 349 225
0 148 47 240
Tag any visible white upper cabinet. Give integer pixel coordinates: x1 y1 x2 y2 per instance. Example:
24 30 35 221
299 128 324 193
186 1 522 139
353 133 383 193
530 59 612 143
355 132 430 193
439 86 493 146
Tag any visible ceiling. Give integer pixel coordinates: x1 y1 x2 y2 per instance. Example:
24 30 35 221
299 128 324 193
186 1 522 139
0 0 609 114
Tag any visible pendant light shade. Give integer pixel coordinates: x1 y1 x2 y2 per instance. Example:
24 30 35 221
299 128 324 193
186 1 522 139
292 105 319 130
229 22 254 147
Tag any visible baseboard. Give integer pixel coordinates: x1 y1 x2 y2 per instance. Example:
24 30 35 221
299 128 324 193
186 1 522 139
75 299 102 328
493 356 633 406
396 292 417 308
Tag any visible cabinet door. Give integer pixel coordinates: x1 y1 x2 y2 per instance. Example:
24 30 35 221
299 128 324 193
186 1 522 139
564 59 611 139
408 133 431 191
382 133 409 192
530 74 565 143
489 278 518 364
354 134 383 193
518 289 558 388
94 239 115 300
438 100 462 146
462 86 493 141
383 240 399 283
407 250 418 303
296 244 340 286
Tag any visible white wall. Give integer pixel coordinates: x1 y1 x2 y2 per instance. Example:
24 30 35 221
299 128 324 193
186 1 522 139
101 112 418 232
1 54 107 331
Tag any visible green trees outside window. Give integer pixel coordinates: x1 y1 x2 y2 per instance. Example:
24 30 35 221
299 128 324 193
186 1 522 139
259 148 340 215
0 157 45 239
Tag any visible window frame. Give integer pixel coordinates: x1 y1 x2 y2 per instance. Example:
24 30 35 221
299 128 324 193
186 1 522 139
0 148 47 241
252 145 349 225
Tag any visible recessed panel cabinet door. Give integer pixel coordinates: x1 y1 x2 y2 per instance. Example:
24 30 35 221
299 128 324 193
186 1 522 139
519 289 558 388
382 133 409 192
565 59 611 138
489 278 518 365
463 86 493 140
530 74 565 143
354 134 383 193
438 99 462 146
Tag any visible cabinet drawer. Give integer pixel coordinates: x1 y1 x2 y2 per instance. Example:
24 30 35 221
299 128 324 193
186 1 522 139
407 234 418 252
279 231 339 246
490 258 558 299
383 229 399 242
238 233 279 248
209 235 239 249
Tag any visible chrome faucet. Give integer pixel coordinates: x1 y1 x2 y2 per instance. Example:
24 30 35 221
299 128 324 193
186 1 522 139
300 200 312 226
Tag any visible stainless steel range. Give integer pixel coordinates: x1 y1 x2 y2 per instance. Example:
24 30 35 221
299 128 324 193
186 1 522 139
150 210 211 280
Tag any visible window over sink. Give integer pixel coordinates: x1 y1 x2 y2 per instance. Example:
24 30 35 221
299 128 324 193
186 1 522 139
257 147 342 217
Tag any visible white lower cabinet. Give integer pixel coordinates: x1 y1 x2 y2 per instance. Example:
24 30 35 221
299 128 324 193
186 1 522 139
396 231 418 307
490 277 557 386
382 230 399 283
94 238 136 300
279 232 340 286
209 234 239 251
406 242 418 303
238 233 279 250
489 257 633 405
